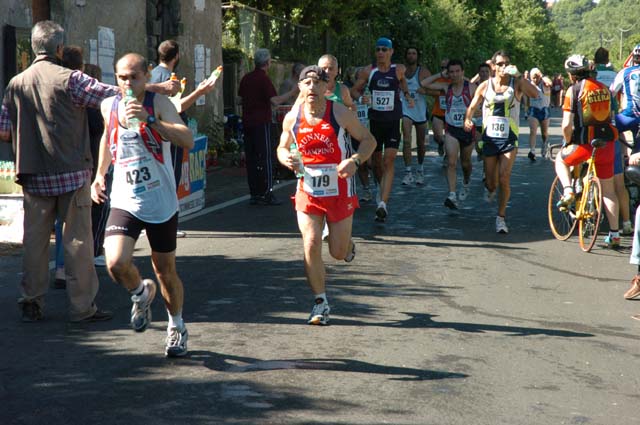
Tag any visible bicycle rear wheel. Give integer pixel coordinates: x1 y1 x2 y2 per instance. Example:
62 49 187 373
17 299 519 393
548 175 577 240
578 176 603 252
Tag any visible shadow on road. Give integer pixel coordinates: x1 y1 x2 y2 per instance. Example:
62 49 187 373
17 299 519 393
192 351 468 382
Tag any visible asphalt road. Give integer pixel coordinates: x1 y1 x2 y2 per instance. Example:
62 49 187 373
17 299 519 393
1 108 639 425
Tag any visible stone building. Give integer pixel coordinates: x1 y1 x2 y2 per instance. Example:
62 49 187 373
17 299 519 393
0 0 224 160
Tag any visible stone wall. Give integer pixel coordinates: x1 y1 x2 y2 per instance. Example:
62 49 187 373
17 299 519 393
0 0 224 160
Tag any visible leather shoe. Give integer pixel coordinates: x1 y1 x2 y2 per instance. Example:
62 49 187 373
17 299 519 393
251 194 282 206
624 275 640 300
51 278 66 289
264 194 282 205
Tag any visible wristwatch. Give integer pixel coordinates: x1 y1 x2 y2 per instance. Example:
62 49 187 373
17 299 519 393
351 156 361 167
146 115 157 125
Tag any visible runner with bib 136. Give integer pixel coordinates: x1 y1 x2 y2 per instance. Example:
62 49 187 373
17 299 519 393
464 50 539 234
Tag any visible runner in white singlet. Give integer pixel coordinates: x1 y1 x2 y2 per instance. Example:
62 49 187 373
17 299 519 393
91 53 194 357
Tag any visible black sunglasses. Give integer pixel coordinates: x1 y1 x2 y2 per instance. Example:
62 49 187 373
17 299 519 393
376 47 389 52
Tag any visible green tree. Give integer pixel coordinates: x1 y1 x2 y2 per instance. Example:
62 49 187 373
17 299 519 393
550 0 595 46
497 0 568 74
223 0 568 76
580 0 640 67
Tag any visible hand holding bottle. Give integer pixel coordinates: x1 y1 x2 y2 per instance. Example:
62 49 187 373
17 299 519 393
123 88 143 130
289 143 304 178
504 65 521 77
208 65 223 83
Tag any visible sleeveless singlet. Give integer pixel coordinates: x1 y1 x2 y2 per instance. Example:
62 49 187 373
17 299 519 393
291 100 356 198
401 66 428 122
368 64 402 122
444 81 472 128
325 81 343 104
482 77 519 142
107 92 178 223
529 80 550 109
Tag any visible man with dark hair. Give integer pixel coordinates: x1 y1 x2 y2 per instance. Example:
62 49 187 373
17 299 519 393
400 47 431 186
239 48 299 205
422 59 476 208
62 45 84 71
428 58 451 159
350 37 414 223
594 47 610 69
277 65 376 325
150 39 221 237
92 53 194 357
157 39 180 65
464 50 539 233
0 21 117 322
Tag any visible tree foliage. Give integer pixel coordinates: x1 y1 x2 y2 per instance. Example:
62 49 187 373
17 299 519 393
551 0 640 69
226 0 568 76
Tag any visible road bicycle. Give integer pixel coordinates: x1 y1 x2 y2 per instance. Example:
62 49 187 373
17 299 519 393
547 139 607 252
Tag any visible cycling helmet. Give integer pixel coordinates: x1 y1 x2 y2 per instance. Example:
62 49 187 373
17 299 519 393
564 54 589 75
633 44 640 56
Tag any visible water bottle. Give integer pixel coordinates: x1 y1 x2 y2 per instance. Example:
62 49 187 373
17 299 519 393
124 88 140 130
210 65 222 82
289 143 304 178
504 65 520 77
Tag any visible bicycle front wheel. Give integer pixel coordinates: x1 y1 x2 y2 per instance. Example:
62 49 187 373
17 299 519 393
548 175 577 240
578 176 603 252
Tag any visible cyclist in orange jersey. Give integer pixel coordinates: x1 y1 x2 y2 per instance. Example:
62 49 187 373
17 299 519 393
555 54 620 248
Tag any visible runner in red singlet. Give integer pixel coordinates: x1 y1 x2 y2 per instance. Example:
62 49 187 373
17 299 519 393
277 66 376 325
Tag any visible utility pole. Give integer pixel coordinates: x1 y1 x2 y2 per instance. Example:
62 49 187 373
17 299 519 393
600 33 615 49
619 26 634 60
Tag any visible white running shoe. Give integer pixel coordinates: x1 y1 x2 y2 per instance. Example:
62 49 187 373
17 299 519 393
344 240 356 263
402 172 415 185
496 216 509 234
484 187 496 203
623 220 633 235
165 326 189 357
375 201 388 222
415 170 425 186
459 183 470 201
322 222 329 241
130 279 157 332
308 298 330 325
444 193 458 210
